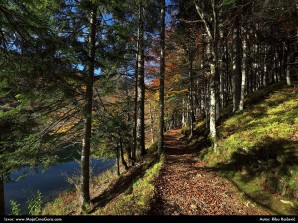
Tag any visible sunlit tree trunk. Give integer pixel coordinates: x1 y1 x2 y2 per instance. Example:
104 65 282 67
286 36 292 85
194 0 219 150
188 54 195 138
286 68 292 85
182 98 187 127
232 20 241 112
239 28 247 111
149 101 155 144
136 2 146 157
80 5 97 212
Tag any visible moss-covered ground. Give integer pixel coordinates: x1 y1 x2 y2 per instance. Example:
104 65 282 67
197 83 298 215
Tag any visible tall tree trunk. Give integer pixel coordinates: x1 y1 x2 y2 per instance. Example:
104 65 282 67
286 37 292 85
182 97 186 127
120 137 129 171
188 55 195 138
136 2 146 157
209 51 218 150
158 0 165 156
286 69 291 85
233 20 242 112
194 0 218 149
132 55 138 165
223 33 230 108
0 175 4 215
205 80 209 129
80 6 97 212
239 28 247 111
116 147 120 176
149 101 155 144
124 76 133 164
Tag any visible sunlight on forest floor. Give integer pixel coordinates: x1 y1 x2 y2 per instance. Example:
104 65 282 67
198 83 298 215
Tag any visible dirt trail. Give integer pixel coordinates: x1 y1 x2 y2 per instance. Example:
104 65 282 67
150 129 270 215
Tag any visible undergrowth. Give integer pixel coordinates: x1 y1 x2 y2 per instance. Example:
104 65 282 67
93 154 163 215
197 83 298 215
42 142 163 215
42 166 119 215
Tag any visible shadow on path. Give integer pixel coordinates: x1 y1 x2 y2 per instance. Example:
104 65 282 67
149 129 270 215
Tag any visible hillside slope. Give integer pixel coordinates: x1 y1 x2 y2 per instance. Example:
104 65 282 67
198 83 298 215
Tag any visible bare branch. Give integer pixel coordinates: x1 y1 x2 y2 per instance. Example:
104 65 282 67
193 0 212 39
178 19 205 24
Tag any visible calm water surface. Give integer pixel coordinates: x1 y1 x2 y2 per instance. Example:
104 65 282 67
4 158 115 214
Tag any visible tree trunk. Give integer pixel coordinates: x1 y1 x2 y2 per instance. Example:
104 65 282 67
205 79 209 129
0 176 4 215
194 0 218 149
116 147 120 176
149 101 155 144
223 33 230 108
124 75 133 163
158 0 165 157
120 137 128 171
207 37 218 150
188 55 195 138
286 38 292 85
209 61 217 149
136 2 146 157
132 59 138 165
286 69 291 85
239 28 247 111
132 4 141 164
80 6 97 212
233 21 242 112
182 98 186 127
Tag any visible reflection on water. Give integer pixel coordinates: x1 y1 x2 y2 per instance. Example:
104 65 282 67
4 158 115 214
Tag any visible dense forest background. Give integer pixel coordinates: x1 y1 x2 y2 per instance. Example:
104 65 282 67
0 0 297 215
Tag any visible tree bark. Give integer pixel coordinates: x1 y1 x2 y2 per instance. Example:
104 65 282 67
124 76 133 163
136 2 146 157
116 147 120 176
239 28 247 111
286 69 291 85
188 54 195 138
233 20 242 112
194 0 219 150
132 54 138 165
209 59 217 149
149 101 155 144
182 98 186 127
0 175 4 215
80 6 97 212
286 38 292 86
120 136 129 171
158 0 165 157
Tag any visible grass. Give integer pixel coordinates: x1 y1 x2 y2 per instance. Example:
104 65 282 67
197 83 298 215
92 154 163 215
42 142 164 215
42 166 119 215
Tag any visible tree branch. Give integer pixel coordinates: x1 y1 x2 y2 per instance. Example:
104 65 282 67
193 0 212 39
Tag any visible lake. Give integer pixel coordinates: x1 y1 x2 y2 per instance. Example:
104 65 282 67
4 158 115 214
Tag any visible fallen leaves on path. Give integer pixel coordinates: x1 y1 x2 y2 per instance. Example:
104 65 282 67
150 129 269 215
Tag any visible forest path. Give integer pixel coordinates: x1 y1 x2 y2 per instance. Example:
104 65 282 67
150 128 270 215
